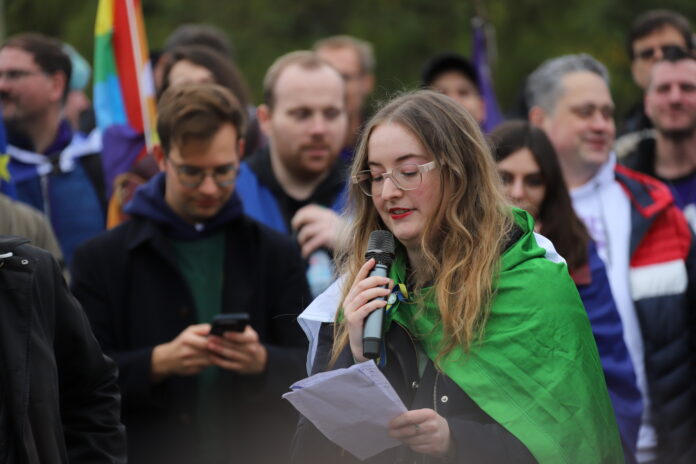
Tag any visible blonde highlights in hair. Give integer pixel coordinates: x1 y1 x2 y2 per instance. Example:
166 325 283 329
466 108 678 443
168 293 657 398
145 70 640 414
331 90 512 365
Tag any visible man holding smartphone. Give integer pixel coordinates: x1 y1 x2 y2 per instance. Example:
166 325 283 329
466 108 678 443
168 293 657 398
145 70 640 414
71 83 311 464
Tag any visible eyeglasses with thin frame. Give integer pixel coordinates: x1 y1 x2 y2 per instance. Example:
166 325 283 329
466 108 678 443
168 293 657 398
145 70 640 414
635 44 686 61
167 158 239 188
0 69 45 82
352 161 437 197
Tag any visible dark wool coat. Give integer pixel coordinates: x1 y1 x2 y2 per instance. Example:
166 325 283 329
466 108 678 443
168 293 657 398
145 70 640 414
71 215 312 464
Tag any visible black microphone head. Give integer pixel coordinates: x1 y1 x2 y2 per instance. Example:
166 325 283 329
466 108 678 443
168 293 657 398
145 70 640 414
365 230 395 266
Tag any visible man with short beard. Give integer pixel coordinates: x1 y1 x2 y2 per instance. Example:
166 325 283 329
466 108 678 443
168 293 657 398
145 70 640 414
623 51 696 232
236 50 349 297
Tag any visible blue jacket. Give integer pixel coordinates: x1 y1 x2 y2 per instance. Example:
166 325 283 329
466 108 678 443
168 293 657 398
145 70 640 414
575 240 642 462
235 153 347 235
6 121 105 264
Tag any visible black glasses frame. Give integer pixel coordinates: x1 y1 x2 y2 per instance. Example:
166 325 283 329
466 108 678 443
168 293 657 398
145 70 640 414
167 158 239 188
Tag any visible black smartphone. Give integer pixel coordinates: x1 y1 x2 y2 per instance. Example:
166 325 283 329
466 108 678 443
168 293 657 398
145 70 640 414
209 313 250 336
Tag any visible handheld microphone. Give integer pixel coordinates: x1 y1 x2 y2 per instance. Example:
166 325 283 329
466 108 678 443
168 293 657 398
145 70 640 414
362 230 395 359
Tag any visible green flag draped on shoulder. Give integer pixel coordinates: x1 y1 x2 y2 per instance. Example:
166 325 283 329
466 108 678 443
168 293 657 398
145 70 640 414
384 208 623 463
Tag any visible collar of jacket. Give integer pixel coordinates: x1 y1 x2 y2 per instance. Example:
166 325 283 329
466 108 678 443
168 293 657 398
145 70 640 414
122 217 173 252
0 236 31 258
7 119 73 155
615 163 675 219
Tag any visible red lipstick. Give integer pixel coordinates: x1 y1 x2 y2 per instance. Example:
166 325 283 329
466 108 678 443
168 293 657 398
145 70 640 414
389 208 413 220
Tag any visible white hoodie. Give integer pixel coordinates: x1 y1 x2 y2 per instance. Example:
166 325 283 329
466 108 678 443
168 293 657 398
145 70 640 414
570 154 655 460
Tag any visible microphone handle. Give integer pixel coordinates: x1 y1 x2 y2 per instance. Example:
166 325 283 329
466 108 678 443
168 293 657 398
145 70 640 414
362 262 389 359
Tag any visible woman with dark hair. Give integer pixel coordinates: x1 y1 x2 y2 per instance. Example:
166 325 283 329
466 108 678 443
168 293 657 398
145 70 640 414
157 45 251 107
158 45 263 157
292 92 622 463
490 120 643 463
491 120 588 269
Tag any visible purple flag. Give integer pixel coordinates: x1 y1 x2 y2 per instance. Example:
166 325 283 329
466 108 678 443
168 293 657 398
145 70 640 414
101 124 147 198
472 17 504 132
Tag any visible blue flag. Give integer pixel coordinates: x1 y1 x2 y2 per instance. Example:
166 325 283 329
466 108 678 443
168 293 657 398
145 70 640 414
0 111 16 197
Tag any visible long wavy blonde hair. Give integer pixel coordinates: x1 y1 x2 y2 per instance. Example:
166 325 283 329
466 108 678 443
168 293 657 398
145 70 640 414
331 90 512 364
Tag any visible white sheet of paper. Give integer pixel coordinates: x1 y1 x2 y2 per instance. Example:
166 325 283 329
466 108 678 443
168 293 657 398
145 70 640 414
283 360 407 460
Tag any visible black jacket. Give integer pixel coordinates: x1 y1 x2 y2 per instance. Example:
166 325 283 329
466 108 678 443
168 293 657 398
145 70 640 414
0 236 126 463
621 137 657 177
71 214 312 464
615 167 696 463
291 323 536 464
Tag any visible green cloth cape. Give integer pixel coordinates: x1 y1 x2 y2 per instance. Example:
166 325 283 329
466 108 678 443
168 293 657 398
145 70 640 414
384 209 623 463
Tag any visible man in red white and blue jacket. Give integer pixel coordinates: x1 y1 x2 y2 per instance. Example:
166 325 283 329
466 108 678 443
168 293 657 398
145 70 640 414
528 53 696 463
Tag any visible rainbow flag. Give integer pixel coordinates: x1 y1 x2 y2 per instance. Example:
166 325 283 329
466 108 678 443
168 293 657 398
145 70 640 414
94 0 158 226
94 0 156 146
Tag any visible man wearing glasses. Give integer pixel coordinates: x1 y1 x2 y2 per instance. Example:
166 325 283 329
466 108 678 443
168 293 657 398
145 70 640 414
621 10 694 136
0 33 105 265
70 84 311 464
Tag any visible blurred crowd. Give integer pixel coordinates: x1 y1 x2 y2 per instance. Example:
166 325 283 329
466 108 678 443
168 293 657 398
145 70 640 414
0 7 695 464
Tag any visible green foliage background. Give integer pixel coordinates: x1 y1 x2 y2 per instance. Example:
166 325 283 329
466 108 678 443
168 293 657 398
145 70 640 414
4 0 696 119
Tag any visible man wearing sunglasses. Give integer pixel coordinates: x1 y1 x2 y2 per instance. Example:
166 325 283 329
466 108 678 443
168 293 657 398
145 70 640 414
70 84 311 464
621 10 694 136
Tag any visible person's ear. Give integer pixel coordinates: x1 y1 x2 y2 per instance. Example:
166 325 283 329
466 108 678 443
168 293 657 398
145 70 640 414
644 90 655 120
361 72 375 95
153 145 166 171
631 60 648 90
477 96 487 125
237 139 246 160
51 71 68 103
528 106 547 128
257 104 272 138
